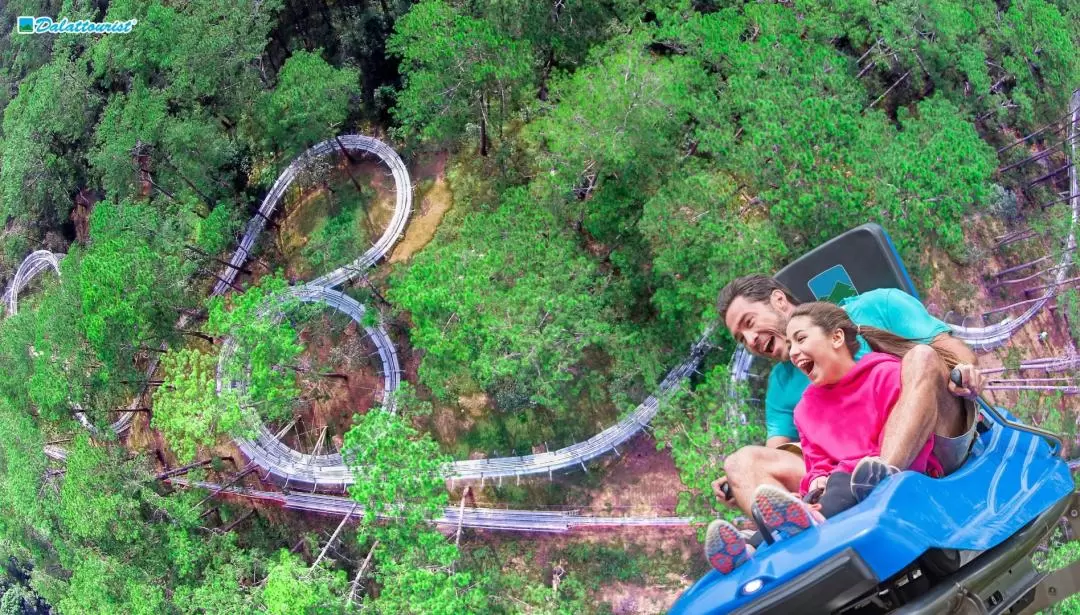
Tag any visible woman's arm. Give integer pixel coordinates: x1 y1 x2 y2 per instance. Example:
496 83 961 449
797 419 835 495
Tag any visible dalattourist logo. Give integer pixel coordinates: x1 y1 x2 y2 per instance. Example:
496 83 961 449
17 16 137 34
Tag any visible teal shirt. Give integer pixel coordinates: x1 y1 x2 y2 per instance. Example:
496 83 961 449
763 288 952 441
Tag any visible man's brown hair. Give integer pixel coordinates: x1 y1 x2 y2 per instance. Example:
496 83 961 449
716 275 799 320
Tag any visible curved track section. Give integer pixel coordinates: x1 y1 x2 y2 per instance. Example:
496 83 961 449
216 134 718 492
223 286 400 491
2 250 63 316
213 135 412 296
234 323 714 490
949 90 1080 350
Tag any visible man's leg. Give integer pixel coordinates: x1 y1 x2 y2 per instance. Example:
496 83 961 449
724 445 805 516
879 344 965 470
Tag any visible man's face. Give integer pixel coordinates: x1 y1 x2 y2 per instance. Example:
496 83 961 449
724 293 791 362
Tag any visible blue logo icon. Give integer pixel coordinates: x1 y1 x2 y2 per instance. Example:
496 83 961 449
807 265 859 303
17 17 34 34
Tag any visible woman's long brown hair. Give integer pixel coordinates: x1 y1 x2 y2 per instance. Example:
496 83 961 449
788 302 959 369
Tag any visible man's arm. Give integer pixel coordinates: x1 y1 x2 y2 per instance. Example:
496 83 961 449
930 332 984 396
766 435 793 448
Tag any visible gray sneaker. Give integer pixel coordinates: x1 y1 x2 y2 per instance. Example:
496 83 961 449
851 456 899 502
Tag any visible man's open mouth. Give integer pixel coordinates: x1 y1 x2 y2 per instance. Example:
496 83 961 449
763 336 775 356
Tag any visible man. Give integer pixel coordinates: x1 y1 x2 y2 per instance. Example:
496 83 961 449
712 275 984 516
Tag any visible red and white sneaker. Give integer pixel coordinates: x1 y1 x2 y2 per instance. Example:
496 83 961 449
704 519 751 574
752 484 824 540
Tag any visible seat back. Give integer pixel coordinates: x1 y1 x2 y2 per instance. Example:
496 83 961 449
774 223 918 303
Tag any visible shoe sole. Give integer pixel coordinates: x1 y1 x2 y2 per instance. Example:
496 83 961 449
705 520 749 574
851 458 893 502
754 486 815 539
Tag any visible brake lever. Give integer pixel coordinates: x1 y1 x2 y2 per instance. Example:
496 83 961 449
950 366 1063 457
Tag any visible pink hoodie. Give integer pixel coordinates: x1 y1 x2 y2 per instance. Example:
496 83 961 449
794 352 942 495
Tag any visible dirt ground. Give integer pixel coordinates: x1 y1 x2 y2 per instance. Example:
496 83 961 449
920 212 1079 416
284 316 384 453
391 151 453 263
584 434 685 518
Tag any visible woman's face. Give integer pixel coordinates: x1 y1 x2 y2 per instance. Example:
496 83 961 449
786 315 850 385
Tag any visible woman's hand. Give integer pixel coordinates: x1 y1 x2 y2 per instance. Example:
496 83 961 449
948 363 984 399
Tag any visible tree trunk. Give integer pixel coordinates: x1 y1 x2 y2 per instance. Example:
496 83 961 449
195 464 257 509
346 540 380 607
538 49 556 101
220 509 255 533
159 156 216 211
176 307 209 321
157 458 215 480
310 503 358 570
334 136 358 164
479 92 490 157
179 329 215 344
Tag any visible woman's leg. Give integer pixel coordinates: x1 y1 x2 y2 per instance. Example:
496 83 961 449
818 472 859 518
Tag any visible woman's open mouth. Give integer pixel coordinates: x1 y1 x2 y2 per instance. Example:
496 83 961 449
795 357 815 376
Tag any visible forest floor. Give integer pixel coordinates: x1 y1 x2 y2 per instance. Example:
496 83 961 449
390 151 452 263
921 207 1080 438
465 525 704 615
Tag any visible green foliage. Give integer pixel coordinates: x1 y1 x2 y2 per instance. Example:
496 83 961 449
0 56 101 227
261 550 348 615
0 401 48 549
253 50 361 157
391 381 434 420
92 0 282 114
794 0 1080 130
389 0 535 152
367 552 485 615
531 31 718 243
389 187 628 412
207 274 303 426
80 199 196 366
640 168 790 331
152 348 241 462
299 185 373 276
90 79 236 205
653 365 764 522
344 410 449 543
1061 289 1080 345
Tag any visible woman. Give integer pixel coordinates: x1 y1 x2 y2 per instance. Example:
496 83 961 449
706 301 958 574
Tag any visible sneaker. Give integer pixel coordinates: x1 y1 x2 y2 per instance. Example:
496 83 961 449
704 519 751 574
851 456 899 502
752 484 822 540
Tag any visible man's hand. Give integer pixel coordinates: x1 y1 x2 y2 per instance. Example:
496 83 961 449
712 476 737 508
808 475 828 493
948 363 983 399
